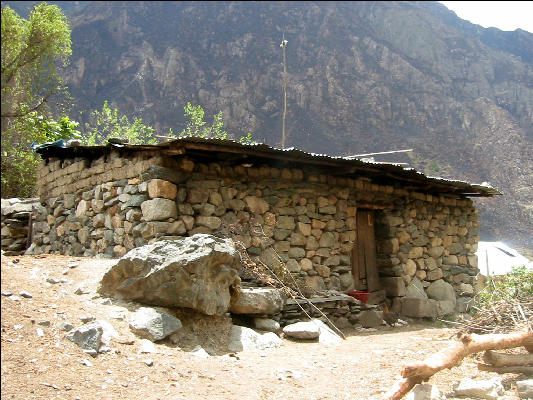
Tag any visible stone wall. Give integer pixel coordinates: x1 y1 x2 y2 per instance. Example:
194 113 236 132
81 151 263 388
1 198 43 255
30 151 480 315
375 198 479 317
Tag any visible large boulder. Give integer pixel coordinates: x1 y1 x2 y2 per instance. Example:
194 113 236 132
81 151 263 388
98 235 242 315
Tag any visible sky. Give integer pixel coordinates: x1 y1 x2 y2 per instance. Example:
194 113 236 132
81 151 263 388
439 1 533 33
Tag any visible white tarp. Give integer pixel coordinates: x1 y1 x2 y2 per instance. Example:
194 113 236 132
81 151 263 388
476 241 533 276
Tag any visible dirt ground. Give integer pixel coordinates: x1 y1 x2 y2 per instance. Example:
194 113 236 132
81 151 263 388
1 254 526 400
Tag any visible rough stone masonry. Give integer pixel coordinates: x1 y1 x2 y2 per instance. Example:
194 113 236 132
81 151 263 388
22 141 487 318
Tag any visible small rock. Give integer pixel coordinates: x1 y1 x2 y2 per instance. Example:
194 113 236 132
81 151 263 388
80 316 96 323
406 383 445 400
454 377 504 400
516 379 533 399
79 359 93 367
55 321 74 331
67 263 79 269
142 359 154 366
83 349 98 358
139 339 158 354
41 382 60 390
9 295 22 301
46 277 61 284
254 318 281 332
62 268 70 275
276 368 304 380
14 324 23 330
36 328 45 337
228 325 283 352
1 290 13 296
74 286 89 295
190 345 211 358
129 307 182 341
38 321 51 327
98 346 112 353
358 310 384 328
19 291 32 298
67 322 103 353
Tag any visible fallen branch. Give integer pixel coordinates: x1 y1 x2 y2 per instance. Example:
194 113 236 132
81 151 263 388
477 363 533 374
231 225 346 340
483 350 533 366
386 330 533 400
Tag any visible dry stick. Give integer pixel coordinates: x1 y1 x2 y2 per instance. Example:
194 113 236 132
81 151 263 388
264 256 347 340
518 303 532 332
238 225 346 340
386 330 533 400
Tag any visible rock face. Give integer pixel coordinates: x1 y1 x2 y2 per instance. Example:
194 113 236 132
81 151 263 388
98 235 242 315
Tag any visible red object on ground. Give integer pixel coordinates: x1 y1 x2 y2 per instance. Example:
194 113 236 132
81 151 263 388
346 290 370 303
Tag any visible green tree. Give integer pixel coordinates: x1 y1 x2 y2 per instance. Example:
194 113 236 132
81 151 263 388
82 101 156 145
1 3 72 126
1 3 74 198
238 132 255 144
177 102 228 140
1 113 80 198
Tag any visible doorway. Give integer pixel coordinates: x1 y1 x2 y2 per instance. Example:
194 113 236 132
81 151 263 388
352 209 381 292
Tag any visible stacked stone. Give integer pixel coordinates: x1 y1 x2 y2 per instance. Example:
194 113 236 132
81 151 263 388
375 198 480 317
36 151 165 199
1 198 43 255
32 156 360 292
31 151 481 309
278 295 376 327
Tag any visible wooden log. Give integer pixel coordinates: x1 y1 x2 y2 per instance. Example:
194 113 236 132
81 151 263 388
483 350 533 366
477 363 533 374
386 330 533 400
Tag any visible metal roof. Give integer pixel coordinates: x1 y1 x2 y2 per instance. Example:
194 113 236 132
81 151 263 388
35 136 501 197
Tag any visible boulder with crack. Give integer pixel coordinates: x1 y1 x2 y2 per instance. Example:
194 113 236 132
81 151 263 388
98 234 242 315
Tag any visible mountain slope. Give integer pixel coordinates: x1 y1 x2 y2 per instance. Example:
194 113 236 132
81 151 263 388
4 1 532 247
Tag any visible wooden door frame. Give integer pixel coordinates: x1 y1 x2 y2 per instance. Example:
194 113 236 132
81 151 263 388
352 209 381 292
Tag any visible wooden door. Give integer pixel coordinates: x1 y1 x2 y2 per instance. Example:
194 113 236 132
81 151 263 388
352 210 381 291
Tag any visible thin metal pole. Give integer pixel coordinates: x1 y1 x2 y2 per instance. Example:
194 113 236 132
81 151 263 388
281 37 288 149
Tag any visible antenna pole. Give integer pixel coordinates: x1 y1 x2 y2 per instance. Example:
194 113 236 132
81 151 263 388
280 36 288 149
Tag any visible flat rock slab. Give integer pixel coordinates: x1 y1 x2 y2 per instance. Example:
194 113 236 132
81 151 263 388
283 321 320 339
98 235 241 315
283 320 343 344
453 377 504 400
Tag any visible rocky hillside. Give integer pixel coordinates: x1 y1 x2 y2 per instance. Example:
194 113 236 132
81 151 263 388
5 1 533 248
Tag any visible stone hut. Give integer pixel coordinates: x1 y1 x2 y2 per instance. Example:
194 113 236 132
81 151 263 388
29 137 500 317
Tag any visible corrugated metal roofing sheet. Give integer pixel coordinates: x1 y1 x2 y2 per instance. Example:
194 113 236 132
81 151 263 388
35 136 501 197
